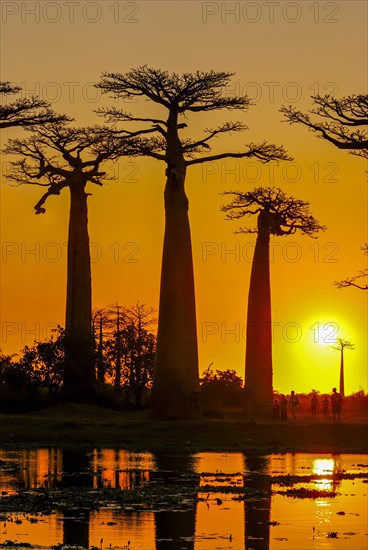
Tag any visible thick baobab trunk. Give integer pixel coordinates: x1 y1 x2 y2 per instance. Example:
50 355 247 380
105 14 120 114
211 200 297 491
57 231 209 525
153 454 197 550
243 455 271 549
152 112 201 418
63 179 95 401
244 210 273 419
339 349 345 397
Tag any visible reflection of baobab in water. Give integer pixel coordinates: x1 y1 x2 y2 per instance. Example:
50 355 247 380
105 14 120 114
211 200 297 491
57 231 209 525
222 186 326 418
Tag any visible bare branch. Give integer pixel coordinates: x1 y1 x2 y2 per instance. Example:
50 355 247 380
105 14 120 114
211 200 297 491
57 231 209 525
331 338 356 351
183 121 247 153
333 244 368 290
34 178 69 214
96 107 167 127
186 142 291 166
0 82 70 129
281 94 368 159
0 81 21 95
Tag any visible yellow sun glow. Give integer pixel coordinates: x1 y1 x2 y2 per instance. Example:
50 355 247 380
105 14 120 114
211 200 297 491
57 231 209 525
310 322 339 346
313 458 335 491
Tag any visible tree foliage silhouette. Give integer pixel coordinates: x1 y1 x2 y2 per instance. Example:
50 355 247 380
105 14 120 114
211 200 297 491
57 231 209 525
119 302 156 408
98 302 157 408
4 122 144 401
281 94 368 159
222 187 325 415
97 66 291 418
0 82 68 129
92 306 116 385
19 326 65 397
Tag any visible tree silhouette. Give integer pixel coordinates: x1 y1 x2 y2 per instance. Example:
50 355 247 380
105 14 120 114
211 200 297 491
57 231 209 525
122 302 156 408
222 187 325 417
104 302 156 406
281 94 368 159
0 82 67 129
19 326 65 397
200 366 243 414
97 66 290 418
92 306 115 384
4 122 143 401
334 244 368 291
331 338 355 397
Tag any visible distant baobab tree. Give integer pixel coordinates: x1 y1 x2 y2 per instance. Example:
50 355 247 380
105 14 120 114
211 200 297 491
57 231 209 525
97 66 290 418
281 94 368 159
334 244 368 291
4 122 144 401
222 187 325 417
0 82 67 129
331 338 355 397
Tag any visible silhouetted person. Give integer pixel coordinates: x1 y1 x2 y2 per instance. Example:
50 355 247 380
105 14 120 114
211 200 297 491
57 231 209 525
289 391 300 420
331 387 343 422
311 394 318 420
273 399 280 420
279 395 288 421
322 396 329 419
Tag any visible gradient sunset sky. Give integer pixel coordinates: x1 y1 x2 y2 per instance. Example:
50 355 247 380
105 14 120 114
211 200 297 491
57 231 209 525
1 0 367 394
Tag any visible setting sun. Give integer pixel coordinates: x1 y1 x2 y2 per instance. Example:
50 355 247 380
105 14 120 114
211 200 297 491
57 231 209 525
310 321 339 346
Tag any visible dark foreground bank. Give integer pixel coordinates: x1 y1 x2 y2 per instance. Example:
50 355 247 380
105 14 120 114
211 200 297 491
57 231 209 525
0 404 366 453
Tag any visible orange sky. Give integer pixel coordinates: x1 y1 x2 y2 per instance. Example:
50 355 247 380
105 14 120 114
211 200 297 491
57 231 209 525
1 0 367 394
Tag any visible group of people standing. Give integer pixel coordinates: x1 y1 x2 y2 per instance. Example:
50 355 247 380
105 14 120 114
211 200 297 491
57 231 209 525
273 388 343 422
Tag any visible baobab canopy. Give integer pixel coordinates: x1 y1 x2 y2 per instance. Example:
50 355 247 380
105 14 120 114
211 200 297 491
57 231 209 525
222 186 327 238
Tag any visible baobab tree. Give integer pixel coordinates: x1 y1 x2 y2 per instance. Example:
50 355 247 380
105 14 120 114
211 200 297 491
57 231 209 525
331 338 355 397
334 244 368 291
281 94 368 159
4 123 144 401
222 187 325 418
0 81 67 129
97 66 290 418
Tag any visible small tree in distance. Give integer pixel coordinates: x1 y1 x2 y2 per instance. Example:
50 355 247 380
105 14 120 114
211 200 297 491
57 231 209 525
331 338 355 397
97 66 291 419
222 187 326 418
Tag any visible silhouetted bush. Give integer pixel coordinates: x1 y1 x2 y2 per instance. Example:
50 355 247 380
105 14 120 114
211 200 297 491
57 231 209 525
200 367 243 417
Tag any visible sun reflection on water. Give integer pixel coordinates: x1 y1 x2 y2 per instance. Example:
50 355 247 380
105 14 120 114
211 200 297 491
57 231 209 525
313 458 335 491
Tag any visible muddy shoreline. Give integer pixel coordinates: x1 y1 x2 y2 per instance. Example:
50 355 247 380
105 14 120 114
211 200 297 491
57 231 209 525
0 405 367 453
